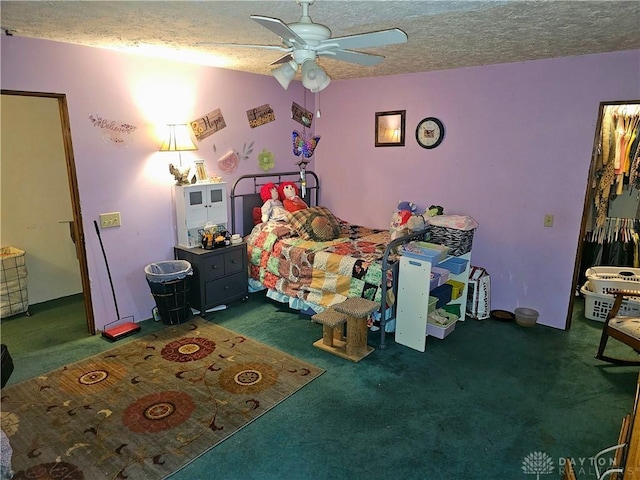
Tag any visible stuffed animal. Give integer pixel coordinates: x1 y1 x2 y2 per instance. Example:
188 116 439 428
390 202 431 239
406 212 426 232
278 181 308 213
390 211 410 240
390 201 416 240
260 183 288 223
397 201 417 215
427 205 444 217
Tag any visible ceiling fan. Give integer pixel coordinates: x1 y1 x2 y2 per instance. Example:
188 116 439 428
219 0 408 92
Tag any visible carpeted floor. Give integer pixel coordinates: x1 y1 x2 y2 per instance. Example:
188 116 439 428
1 293 639 479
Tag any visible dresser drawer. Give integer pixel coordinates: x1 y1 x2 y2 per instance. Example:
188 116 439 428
201 254 225 281
224 248 244 275
204 272 247 306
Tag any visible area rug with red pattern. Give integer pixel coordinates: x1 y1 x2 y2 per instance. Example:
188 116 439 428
0 318 324 479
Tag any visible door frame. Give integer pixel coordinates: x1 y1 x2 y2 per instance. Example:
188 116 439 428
567 99 640 330
2 89 95 334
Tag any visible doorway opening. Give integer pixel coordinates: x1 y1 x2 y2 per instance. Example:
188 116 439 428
568 100 640 329
1 89 94 335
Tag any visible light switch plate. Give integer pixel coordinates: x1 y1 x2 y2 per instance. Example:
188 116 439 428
544 214 554 228
99 212 121 228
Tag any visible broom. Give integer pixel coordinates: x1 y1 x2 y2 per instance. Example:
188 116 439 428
94 220 140 341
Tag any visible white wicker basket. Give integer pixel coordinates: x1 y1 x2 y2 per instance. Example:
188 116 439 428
586 266 640 296
580 281 640 322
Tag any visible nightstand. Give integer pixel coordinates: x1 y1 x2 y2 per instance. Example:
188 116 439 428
174 243 248 314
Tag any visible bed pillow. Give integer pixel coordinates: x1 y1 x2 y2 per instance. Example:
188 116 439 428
252 207 262 225
287 206 341 241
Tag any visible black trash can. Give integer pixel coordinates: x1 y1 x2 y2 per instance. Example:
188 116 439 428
145 260 193 325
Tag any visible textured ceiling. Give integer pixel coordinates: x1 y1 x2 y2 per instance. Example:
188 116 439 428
1 1 639 81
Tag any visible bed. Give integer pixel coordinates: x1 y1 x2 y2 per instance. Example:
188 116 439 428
230 171 429 349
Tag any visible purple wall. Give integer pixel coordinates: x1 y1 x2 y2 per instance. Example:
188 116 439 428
2 35 639 330
1 36 308 331
316 51 640 328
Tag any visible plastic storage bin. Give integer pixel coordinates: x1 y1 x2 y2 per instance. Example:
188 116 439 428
440 257 469 275
401 242 449 264
1 246 28 318
431 283 453 308
145 260 193 325
431 267 450 287
427 317 457 339
428 296 438 313
429 272 440 291
446 279 465 300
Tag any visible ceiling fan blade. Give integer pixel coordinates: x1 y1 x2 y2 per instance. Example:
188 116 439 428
269 53 295 66
251 15 308 47
200 43 291 53
320 49 384 66
321 28 407 50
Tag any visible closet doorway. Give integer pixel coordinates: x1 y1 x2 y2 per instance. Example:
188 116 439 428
569 100 640 329
1 90 95 334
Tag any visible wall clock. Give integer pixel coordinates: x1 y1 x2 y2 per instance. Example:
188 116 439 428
415 117 445 149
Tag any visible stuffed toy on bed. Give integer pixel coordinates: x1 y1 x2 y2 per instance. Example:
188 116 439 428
260 183 288 223
278 181 308 213
390 201 416 240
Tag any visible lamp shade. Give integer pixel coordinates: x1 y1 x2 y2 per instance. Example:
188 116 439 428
272 61 298 90
159 124 197 152
301 60 330 93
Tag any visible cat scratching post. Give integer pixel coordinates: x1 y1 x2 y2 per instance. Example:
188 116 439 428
313 297 379 362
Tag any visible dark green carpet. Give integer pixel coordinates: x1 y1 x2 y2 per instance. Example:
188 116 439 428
1 293 638 479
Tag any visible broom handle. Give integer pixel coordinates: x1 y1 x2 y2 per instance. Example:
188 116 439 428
94 220 120 320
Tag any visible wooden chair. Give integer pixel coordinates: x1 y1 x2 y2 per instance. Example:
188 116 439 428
595 290 640 366
593 414 631 480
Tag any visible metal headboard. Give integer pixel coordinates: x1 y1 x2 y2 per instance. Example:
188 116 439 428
230 171 320 236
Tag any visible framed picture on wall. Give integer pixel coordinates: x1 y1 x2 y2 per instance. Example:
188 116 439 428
375 110 406 147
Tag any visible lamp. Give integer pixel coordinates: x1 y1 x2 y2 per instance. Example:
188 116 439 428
159 124 198 185
272 60 298 90
301 60 331 93
159 124 197 162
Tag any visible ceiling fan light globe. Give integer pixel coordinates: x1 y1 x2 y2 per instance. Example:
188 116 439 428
301 61 330 92
272 60 298 90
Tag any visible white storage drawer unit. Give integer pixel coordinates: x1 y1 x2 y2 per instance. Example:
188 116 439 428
395 251 471 352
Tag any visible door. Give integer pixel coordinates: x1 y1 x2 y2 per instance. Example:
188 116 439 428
1 90 95 334
568 100 640 329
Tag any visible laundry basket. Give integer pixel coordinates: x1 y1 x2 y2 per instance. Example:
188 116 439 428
144 260 193 325
1 247 29 318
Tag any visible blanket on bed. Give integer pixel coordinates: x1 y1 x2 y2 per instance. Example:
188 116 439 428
246 220 396 310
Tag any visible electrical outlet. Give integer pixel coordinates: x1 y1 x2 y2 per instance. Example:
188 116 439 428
544 214 554 228
99 212 121 228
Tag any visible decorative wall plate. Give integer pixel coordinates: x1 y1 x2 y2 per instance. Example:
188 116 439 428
416 117 444 149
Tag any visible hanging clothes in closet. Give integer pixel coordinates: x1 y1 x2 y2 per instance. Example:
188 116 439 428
580 104 640 287
592 104 640 228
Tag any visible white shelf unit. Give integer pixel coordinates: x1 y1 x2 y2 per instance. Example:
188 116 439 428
174 182 227 247
395 251 471 352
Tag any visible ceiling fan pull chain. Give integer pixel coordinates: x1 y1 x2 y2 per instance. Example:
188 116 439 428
316 91 321 118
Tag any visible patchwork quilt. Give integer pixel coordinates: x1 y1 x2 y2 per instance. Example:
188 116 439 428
246 220 398 310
